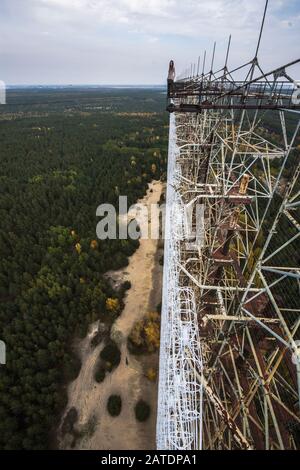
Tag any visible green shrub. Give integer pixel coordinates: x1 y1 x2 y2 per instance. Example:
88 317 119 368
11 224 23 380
135 400 150 422
94 367 106 383
107 395 122 417
100 341 121 368
61 407 78 436
94 341 121 383
122 280 132 291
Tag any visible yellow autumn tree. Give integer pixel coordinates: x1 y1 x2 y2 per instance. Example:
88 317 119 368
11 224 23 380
75 243 82 254
129 323 143 347
146 367 157 382
106 298 120 312
90 240 98 250
128 312 160 354
144 321 160 351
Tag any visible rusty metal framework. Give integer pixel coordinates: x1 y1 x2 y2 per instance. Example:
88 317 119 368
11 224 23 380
157 20 300 449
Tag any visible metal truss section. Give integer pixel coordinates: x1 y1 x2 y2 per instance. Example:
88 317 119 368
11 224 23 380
157 50 300 449
157 115 204 450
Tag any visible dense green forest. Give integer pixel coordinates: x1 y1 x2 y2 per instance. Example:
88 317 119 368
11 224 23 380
0 88 168 449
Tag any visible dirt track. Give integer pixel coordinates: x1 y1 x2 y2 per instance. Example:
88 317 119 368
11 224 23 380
59 180 163 450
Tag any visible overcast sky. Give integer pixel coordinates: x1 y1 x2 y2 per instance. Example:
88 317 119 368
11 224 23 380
0 0 299 85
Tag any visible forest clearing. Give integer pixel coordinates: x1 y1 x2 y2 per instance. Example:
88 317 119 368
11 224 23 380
59 181 164 450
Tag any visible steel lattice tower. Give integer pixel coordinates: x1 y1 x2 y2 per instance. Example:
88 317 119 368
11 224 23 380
157 10 300 449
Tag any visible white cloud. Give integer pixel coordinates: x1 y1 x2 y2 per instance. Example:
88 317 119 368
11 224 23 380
0 0 299 84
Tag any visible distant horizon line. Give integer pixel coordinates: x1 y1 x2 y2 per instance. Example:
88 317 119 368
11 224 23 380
6 83 166 89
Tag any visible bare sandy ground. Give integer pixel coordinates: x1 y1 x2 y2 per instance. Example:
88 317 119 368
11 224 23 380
59 180 163 450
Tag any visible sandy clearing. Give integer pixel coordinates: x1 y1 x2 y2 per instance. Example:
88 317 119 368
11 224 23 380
59 180 163 450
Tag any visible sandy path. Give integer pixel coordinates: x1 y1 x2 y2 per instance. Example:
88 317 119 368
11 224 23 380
59 180 163 450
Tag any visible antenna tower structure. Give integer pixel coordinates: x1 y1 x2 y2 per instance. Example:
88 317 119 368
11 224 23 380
157 2 300 450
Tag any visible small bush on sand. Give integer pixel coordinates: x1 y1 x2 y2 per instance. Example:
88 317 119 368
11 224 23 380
94 340 121 383
94 366 106 383
107 395 122 417
122 280 131 291
100 341 121 368
135 400 151 422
